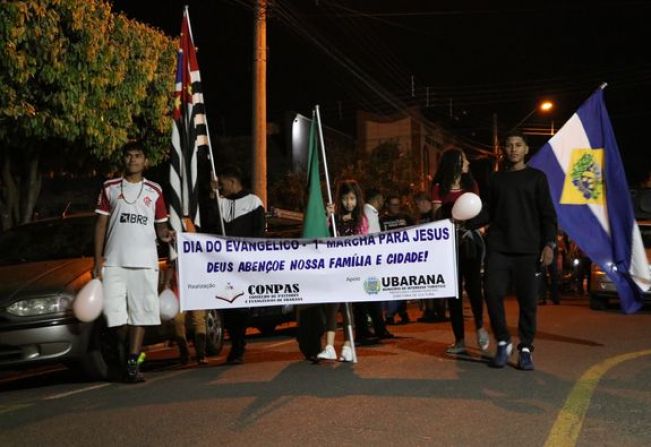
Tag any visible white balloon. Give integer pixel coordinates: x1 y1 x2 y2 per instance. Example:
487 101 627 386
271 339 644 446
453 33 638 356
159 288 180 320
452 192 482 221
74 278 103 322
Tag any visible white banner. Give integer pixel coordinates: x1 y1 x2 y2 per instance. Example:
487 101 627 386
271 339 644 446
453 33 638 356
177 219 458 311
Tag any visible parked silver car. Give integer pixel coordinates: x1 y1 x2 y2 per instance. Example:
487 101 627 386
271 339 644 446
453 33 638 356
0 214 224 379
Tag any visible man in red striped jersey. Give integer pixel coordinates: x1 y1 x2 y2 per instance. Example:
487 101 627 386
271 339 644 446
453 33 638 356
94 141 174 383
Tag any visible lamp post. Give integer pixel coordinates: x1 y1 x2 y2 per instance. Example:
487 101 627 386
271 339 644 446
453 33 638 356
509 100 554 132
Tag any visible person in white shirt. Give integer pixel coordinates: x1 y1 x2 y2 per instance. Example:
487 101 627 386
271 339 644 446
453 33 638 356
363 188 384 234
94 141 173 383
353 188 394 343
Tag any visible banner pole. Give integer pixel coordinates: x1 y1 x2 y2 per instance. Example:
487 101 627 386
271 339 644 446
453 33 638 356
184 6 226 237
315 105 357 363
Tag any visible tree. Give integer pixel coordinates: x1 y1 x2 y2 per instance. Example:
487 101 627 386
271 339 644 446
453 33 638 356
0 0 176 229
337 140 417 199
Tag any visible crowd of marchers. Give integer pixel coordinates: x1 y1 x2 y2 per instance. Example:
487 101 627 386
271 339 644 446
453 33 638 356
93 131 559 383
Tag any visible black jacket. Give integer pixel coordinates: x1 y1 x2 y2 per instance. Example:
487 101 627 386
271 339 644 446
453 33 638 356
481 167 557 255
217 190 266 238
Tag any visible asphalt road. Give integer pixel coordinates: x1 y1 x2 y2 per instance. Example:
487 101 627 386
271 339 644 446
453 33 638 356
2 296 651 447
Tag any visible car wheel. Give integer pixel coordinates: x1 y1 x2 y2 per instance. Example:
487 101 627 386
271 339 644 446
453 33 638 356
80 318 124 381
589 294 609 311
205 310 224 356
256 323 277 337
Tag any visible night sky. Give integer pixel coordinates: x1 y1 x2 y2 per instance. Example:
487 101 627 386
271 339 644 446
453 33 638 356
111 0 651 184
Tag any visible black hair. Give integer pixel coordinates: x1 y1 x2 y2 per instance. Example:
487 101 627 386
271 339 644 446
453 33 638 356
121 140 146 157
365 188 383 203
386 194 400 203
218 165 243 182
432 147 476 197
503 130 529 147
335 179 365 230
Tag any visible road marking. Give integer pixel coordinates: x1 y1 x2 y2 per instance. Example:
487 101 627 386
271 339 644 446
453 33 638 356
264 339 294 349
44 383 112 400
544 349 651 447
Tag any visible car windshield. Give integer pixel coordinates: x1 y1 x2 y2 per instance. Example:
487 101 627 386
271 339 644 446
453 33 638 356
0 217 95 265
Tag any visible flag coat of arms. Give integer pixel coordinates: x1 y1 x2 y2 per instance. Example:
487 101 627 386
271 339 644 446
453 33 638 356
169 8 209 246
529 88 650 313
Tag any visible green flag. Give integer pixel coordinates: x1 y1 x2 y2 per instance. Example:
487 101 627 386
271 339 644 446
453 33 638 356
302 118 330 238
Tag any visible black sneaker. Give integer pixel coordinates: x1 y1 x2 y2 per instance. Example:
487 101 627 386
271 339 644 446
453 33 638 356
385 316 396 325
378 330 395 339
518 348 535 371
226 349 244 365
125 353 146 383
226 356 243 365
489 341 512 368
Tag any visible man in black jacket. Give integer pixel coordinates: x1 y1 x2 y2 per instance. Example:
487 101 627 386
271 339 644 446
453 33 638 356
211 165 265 364
483 132 557 370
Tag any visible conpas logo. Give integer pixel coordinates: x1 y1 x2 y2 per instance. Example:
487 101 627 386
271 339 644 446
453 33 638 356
363 277 382 294
215 282 244 304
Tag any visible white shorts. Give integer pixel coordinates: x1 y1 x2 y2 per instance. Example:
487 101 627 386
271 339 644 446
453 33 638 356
102 267 161 327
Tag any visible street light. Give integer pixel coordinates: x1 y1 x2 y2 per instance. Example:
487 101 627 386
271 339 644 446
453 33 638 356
509 100 555 132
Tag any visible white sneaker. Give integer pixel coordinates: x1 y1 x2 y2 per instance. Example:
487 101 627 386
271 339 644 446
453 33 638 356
477 327 490 351
317 345 336 360
339 345 353 362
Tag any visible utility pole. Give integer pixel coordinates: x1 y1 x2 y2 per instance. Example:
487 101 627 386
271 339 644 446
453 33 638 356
492 113 499 171
252 0 267 206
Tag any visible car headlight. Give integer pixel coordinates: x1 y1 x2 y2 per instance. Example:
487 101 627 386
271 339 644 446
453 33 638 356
6 293 74 317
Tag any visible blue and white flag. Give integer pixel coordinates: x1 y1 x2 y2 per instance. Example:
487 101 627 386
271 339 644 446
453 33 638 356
529 87 650 313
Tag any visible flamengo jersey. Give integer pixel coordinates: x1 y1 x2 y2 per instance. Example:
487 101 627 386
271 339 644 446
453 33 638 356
95 177 168 269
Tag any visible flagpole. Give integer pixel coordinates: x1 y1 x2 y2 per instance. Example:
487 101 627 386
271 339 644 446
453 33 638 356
315 105 357 364
184 6 226 237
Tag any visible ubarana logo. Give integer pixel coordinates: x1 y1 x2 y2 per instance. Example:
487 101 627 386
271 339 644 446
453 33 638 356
363 277 381 294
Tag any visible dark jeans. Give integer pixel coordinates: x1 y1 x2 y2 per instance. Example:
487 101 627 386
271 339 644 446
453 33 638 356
354 301 388 337
449 250 485 342
484 251 539 349
541 258 560 303
224 309 250 358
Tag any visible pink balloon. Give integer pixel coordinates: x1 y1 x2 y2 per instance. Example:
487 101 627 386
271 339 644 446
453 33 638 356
159 288 179 320
452 192 482 221
74 278 103 322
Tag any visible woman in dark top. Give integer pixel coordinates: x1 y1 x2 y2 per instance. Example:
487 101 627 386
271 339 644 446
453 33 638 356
431 148 489 354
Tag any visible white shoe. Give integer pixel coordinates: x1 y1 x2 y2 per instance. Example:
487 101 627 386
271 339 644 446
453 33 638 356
477 327 490 351
339 345 353 362
317 345 336 360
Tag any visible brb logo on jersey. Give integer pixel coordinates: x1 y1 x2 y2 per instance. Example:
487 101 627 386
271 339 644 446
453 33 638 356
120 213 148 225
